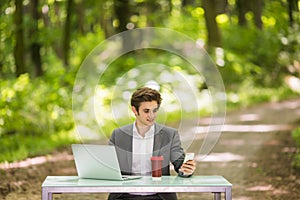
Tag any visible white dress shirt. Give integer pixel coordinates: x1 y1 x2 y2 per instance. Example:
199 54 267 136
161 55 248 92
131 122 155 196
132 122 154 176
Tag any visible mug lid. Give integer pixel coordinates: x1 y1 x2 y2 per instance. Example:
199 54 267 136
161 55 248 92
151 156 164 161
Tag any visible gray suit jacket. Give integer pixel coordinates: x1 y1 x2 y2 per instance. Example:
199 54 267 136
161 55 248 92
109 123 185 175
108 123 185 200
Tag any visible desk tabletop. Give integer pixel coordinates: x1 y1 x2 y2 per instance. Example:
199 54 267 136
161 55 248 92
42 176 232 188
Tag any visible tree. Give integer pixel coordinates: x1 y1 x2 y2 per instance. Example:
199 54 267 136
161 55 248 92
100 2 113 38
113 0 134 50
63 0 73 66
14 0 25 77
143 0 161 26
182 0 195 7
29 0 43 77
288 0 299 25
236 0 263 29
113 0 130 33
202 0 223 49
75 0 85 34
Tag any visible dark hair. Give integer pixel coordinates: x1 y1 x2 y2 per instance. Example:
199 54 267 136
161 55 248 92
131 87 162 111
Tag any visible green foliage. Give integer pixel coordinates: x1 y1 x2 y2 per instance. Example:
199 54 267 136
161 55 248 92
0 130 76 163
222 24 283 87
220 0 300 88
1 0 300 164
71 29 105 68
99 49 201 86
0 1 14 76
0 63 77 162
0 71 73 137
292 127 300 169
277 24 300 72
167 5 207 39
226 79 298 110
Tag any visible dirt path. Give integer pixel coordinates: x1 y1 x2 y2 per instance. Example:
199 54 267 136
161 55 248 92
180 98 300 200
1 98 300 200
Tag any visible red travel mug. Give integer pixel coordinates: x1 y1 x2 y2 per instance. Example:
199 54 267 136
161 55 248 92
151 156 164 181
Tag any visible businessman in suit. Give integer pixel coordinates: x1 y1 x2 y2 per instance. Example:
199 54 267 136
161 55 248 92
108 87 196 200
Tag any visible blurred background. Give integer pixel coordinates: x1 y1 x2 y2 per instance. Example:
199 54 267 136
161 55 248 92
0 0 300 168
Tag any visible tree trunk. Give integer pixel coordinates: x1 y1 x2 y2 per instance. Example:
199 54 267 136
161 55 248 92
113 0 133 51
182 0 195 7
63 0 73 67
237 0 263 29
14 0 26 77
252 0 263 29
113 0 130 33
30 0 43 77
288 0 300 25
237 0 247 26
100 1 114 38
76 0 85 34
202 0 222 49
54 0 64 60
144 0 160 26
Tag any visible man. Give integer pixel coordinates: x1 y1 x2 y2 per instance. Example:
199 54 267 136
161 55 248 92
108 87 196 200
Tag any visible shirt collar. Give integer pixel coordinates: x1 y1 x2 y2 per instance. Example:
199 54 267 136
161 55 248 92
133 122 155 139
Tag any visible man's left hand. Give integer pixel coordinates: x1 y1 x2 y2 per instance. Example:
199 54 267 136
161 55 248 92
179 160 196 176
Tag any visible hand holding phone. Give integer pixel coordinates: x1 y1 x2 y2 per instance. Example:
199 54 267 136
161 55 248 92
183 153 195 163
179 153 196 177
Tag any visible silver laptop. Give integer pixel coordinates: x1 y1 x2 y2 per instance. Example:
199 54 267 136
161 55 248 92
71 144 142 181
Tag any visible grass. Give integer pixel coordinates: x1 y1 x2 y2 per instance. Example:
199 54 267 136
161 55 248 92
0 130 77 163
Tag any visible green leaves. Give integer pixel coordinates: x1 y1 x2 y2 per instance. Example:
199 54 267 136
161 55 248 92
0 71 76 162
0 72 73 136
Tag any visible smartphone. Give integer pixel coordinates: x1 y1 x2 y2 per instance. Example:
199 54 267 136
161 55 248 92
183 153 195 163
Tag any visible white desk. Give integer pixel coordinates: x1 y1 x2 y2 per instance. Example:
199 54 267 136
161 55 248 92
42 175 232 200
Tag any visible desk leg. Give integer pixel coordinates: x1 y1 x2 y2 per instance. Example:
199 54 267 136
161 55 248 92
42 188 52 200
225 187 232 200
213 192 221 200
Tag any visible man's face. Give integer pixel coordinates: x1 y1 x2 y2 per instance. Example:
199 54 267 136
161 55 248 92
132 101 159 127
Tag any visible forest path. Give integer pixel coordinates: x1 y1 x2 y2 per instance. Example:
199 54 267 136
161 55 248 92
179 98 300 200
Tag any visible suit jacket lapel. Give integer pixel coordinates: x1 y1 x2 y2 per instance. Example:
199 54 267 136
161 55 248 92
126 124 133 173
153 123 162 156
119 124 133 174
